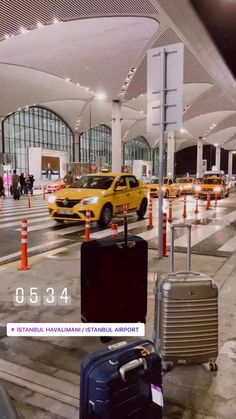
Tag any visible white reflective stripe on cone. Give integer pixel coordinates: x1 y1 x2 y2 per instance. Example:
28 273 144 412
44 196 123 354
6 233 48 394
21 239 28 244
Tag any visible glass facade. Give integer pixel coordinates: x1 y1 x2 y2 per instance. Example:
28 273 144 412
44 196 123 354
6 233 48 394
80 124 112 165
3 106 74 173
124 136 151 164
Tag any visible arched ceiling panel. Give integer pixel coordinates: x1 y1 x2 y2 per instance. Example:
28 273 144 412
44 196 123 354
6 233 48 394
223 139 236 151
41 100 85 131
0 0 158 41
184 86 235 122
78 101 112 134
126 26 214 101
184 111 236 139
0 17 158 100
0 63 92 116
206 127 236 146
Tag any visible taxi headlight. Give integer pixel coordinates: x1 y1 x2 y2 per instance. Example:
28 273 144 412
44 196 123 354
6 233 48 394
48 194 56 203
213 187 221 192
195 186 202 192
80 196 99 205
161 186 165 192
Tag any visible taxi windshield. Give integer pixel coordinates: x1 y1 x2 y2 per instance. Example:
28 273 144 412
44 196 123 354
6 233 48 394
202 178 221 185
177 178 193 183
70 176 115 189
148 178 168 184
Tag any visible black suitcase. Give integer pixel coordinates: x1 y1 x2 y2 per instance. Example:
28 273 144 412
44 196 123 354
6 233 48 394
13 187 20 200
81 217 148 323
80 339 163 419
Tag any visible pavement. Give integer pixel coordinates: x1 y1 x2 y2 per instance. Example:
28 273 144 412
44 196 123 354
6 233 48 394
0 240 235 418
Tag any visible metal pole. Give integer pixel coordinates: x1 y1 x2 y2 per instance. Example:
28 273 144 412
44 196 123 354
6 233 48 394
158 48 166 259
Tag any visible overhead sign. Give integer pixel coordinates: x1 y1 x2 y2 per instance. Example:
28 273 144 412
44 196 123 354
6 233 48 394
147 42 184 133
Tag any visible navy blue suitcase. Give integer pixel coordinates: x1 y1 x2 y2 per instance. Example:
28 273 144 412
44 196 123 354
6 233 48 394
80 340 163 419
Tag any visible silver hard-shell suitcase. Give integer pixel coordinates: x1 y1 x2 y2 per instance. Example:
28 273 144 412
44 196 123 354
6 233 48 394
154 223 218 371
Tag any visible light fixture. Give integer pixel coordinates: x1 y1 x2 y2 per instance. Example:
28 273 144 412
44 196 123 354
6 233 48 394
214 143 218 147
37 22 44 29
65 78 70 82
5 34 10 39
180 128 186 133
53 18 60 24
76 82 80 86
95 92 106 101
85 87 90 92
20 27 28 34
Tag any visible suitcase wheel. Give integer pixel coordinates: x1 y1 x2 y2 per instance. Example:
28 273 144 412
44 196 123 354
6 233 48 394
209 361 218 372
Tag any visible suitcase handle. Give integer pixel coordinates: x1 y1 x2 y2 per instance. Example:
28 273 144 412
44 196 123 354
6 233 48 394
170 223 192 274
169 271 201 278
119 357 147 380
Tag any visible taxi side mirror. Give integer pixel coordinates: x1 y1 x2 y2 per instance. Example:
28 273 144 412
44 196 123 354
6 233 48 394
115 186 127 192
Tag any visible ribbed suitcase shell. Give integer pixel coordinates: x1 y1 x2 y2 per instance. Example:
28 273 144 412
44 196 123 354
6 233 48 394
155 223 218 367
80 340 163 419
155 273 218 365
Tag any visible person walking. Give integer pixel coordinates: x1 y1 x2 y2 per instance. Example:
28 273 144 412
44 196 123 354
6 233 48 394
19 173 26 195
12 170 20 200
29 174 35 195
64 171 74 186
0 176 5 198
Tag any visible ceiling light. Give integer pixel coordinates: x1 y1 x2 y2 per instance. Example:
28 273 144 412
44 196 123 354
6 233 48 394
233 151 236 154
85 87 90 91
5 34 10 39
20 27 28 34
140 110 144 114
95 92 106 101
180 128 186 133
140 94 144 97
214 143 218 147
53 18 60 24
65 78 70 82
37 22 44 29
76 82 80 86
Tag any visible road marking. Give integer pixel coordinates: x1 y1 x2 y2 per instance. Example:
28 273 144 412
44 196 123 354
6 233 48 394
174 210 236 248
0 215 50 229
0 239 66 263
15 221 56 232
0 209 47 222
0 358 79 409
89 219 148 239
0 205 47 216
218 234 236 252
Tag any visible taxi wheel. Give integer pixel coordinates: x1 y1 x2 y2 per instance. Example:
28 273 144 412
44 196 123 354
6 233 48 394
176 189 181 198
99 204 112 227
55 219 64 223
137 198 147 218
165 190 169 198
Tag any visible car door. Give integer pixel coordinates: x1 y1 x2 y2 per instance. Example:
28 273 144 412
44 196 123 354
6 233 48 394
113 175 130 214
126 175 142 210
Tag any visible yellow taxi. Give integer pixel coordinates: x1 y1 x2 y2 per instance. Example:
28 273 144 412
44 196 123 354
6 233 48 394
145 177 181 198
48 173 148 226
194 176 230 199
176 177 195 194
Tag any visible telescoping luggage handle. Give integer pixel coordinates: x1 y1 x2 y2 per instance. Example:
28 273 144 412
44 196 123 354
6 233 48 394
170 223 200 276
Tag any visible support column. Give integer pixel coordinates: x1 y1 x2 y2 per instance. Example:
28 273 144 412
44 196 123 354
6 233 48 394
112 101 122 172
196 138 203 177
167 131 175 177
228 151 233 179
0 125 3 177
215 145 221 171
74 132 80 162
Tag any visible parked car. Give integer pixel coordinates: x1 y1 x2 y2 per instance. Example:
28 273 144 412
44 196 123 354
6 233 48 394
45 179 65 194
194 176 230 199
48 173 148 226
145 177 181 198
176 177 195 194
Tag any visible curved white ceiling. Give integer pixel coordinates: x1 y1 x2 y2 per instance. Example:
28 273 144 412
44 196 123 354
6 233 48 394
0 2 236 152
0 17 159 100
